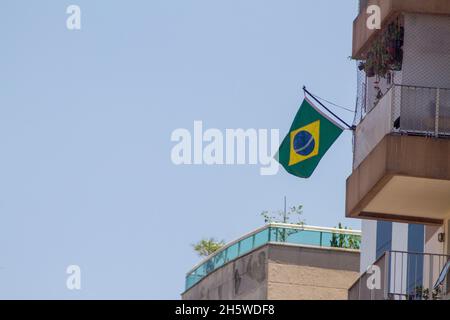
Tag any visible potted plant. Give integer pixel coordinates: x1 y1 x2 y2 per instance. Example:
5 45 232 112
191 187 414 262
356 20 404 78
364 52 376 77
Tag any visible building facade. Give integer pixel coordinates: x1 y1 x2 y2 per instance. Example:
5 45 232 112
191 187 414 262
182 224 361 300
348 0 450 300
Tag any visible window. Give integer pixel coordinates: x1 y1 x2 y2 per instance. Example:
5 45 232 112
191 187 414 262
376 221 392 260
407 224 424 294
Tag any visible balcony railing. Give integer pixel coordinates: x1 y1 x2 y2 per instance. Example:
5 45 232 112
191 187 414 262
349 251 450 300
353 84 450 169
184 224 361 291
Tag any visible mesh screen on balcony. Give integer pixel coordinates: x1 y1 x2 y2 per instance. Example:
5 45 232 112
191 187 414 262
353 13 450 168
355 13 450 126
402 14 450 88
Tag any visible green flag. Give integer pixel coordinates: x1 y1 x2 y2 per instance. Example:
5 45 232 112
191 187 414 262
276 98 344 178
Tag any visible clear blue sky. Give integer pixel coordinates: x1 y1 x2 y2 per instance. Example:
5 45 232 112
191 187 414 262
0 0 359 299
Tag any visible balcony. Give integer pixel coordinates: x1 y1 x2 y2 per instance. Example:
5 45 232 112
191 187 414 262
347 84 450 225
184 224 361 292
353 0 450 58
349 251 450 300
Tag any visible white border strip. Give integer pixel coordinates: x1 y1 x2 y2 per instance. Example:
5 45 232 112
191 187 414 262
304 96 346 130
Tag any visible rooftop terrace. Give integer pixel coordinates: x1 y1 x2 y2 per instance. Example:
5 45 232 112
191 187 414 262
185 223 361 291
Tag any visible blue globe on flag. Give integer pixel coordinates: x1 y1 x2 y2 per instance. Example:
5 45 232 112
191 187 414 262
293 130 315 156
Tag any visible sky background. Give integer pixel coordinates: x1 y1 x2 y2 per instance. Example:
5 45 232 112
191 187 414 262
0 0 359 299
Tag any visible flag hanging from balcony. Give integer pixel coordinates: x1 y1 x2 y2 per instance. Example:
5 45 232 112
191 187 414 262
276 98 344 178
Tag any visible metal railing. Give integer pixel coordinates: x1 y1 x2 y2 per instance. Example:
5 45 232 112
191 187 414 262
388 251 450 300
392 85 450 137
353 84 450 168
349 250 450 300
185 224 361 291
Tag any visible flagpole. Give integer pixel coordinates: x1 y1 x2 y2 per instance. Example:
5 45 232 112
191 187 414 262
303 86 355 131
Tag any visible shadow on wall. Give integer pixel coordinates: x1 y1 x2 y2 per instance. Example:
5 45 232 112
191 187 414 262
193 248 268 300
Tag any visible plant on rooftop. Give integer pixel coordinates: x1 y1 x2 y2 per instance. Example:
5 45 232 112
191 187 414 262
192 238 225 258
260 205 304 225
261 205 304 242
330 223 361 250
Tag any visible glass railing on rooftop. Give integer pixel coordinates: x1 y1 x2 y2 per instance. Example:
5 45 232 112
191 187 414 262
185 224 361 291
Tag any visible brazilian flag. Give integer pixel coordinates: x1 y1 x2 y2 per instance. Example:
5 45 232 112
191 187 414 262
276 98 344 178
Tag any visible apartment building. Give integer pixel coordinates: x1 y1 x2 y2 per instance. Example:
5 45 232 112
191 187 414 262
347 0 450 300
182 224 361 300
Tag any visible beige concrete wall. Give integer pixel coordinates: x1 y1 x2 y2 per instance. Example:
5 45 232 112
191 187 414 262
348 253 388 300
182 246 268 300
346 134 450 225
267 263 359 300
353 0 396 58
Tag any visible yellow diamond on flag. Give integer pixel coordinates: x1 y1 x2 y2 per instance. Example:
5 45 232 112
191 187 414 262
289 120 320 166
